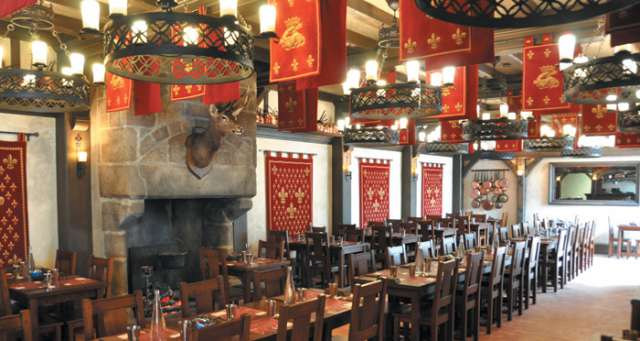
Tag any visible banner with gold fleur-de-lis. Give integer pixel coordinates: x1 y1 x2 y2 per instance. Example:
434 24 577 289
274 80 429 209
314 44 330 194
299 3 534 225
359 158 390 228
106 72 133 112
581 104 617 136
269 0 321 83
0 136 29 268
440 119 464 143
616 132 640 148
522 34 577 115
422 163 443 218
427 65 478 120
277 82 319 132
266 151 313 236
399 0 493 69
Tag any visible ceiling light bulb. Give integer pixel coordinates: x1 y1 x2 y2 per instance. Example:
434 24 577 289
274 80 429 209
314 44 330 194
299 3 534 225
481 112 491 120
131 20 148 43
623 58 638 74
81 0 100 31
499 102 509 116
405 60 421 83
183 26 200 46
336 119 345 131
259 4 276 34
92 63 105 84
399 117 408 129
69 52 85 75
607 103 617 111
346 68 361 89
520 111 533 120
109 0 127 16
562 124 576 137
442 66 455 85
220 0 238 17
430 72 442 87
507 112 517 120
365 60 378 81
558 33 576 62
31 40 48 67
606 93 618 102
618 102 630 111
636 89 640 99
418 131 426 142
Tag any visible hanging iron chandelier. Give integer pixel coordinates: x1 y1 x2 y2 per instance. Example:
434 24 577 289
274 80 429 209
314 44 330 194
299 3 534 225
619 107 640 132
0 2 92 113
462 117 529 141
413 0 637 29
100 0 276 84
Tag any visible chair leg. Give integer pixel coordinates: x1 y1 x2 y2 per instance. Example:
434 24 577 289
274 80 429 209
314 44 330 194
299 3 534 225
496 291 503 328
486 295 493 335
461 307 468 341
507 284 513 321
524 275 530 310
532 271 537 305
517 282 523 316
473 305 480 341
432 324 438 341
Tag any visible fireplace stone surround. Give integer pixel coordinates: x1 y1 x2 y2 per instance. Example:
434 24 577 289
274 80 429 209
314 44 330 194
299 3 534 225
91 76 257 295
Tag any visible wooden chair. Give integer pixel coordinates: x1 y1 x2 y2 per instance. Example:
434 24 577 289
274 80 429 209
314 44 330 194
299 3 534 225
199 247 243 303
456 252 483 341
407 217 423 224
393 259 459 341
311 226 327 233
258 240 285 260
511 224 522 239
55 250 78 276
504 241 527 320
499 212 508 227
441 236 457 255
588 222 596 268
498 227 510 244
609 225 633 258
251 268 286 301
546 229 568 293
81 290 145 340
564 226 578 283
341 225 365 243
276 295 326 341
180 278 227 317
417 240 436 260
304 232 339 288
524 237 541 309
463 233 477 250
471 214 487 223
348 281 387 341
370 224 390 269
386 245 407 267
348 252 374 286
0 310 32 341
400 222 418 234
66 257 115 341
334 224 356 238
419 221 435 241
386 219 403 233
483 246 506 334
192 314 251 341
571 227 585 280
0 268 11 317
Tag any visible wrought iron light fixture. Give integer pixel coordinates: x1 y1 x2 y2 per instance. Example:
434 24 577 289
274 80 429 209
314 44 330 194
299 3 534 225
349 81 441 120
0 2 90 113
462 117 529 141
102 0 275 84
413 0 636 28
618 105 640 132
524 136 573 152
561 147 602 158
418 142 468 154
343 126 400 145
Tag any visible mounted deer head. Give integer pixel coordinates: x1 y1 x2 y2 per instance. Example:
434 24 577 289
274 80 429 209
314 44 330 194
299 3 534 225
186 91 249 179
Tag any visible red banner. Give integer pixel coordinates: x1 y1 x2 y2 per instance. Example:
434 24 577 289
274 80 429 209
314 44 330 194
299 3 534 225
0 137 29 267
359 159 390 228
428 65 478 119
522 35 574 114
606 3 640 46
582 104 617 136
0 0 35 18
616 133 640 148
269 0 320 83
528 113 541 139
277 82 318 132
399 0 493 69
440 119 464 143
551 113 578 137
133 81 162 116
422 163 443 218
496 139 523 152
265 152 313 236
106 72 132 112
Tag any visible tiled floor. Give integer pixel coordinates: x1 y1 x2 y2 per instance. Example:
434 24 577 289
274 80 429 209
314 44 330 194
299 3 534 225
334 255 640 340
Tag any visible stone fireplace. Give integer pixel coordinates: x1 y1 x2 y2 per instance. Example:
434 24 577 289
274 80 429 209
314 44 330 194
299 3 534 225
90 77 257 295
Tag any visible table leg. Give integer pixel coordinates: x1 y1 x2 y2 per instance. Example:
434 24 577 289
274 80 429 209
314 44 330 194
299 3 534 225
339 250 345 288
618 229 623 258
411 292 421 341
29 298 39 341
242 271 251 302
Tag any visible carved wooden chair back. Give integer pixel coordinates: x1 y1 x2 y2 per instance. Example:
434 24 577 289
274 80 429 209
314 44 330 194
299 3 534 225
82 290 145 340
276 295 326 341
180 277 227 317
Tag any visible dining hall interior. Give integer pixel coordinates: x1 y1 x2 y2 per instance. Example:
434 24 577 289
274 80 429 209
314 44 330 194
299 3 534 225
1 0 640 340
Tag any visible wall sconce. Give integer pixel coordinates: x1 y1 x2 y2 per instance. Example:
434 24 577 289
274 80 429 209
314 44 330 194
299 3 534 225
75 134 88 177
411 155 419 180
516 158 525 177
343 146 353 179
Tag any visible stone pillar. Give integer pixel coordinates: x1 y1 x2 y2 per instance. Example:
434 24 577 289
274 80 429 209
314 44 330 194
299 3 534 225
202 198 252 251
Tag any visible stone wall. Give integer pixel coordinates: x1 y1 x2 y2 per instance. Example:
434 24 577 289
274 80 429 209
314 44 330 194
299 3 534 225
91 76 257 295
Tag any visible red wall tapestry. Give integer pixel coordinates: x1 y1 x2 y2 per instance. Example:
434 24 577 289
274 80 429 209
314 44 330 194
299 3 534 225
581 104 617 136
0 138 29 267
106 72 132 112
422 163 443 218
265 152 313 236
359 159 390 228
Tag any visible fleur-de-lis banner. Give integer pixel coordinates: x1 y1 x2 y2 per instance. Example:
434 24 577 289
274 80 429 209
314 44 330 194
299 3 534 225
422 163 443 218
522 35 575 114
616 132 640 148
440 119 464 143
277 82 318 132
265 151 313 236
496 139 523 152
528 113 541 139
269 0 321 83
0 136 29 268
0 0 35 18
581 104 617 136
551 113 579 137
399 0 493 69
359 158 390 228
427 65 478 120
106 72 133 112
606 3 640 47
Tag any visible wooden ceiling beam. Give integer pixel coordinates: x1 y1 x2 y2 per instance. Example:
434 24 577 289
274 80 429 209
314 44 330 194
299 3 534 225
347 0 394 25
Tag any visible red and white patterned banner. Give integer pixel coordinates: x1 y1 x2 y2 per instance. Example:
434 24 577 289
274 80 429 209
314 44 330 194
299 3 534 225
359 158 390 228
265 152 313 236
522 35 574 114
581 104 617 136
0 137 29 267
422 163 443 218
106 72 132 112
269 0 321 83
399 0 494 69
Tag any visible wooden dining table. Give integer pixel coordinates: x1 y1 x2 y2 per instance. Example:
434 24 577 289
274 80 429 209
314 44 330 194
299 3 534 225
9 276 105 341
94 289 352 341
226 257 290 302
617 225 640 258
288 240 370 288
